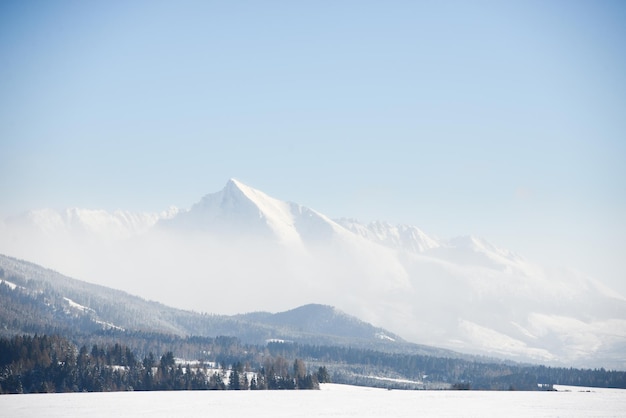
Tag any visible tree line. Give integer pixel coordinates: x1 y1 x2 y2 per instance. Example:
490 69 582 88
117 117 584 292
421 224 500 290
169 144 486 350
265 342 626 390
0 335 323 394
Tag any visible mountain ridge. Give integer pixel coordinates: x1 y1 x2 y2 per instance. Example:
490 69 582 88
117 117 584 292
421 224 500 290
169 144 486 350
0 253 451 357
1 179 624 369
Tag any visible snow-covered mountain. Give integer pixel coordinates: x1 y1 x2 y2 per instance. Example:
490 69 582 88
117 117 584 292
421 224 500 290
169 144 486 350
160 178 342 245
3 206 178 241
1 179 625 369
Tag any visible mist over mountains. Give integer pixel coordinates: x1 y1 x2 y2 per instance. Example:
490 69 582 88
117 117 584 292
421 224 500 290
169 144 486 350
1 179 625 369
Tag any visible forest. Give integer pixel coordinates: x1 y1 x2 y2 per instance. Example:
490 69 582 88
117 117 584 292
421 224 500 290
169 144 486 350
0 335 325 394
1 332 624 394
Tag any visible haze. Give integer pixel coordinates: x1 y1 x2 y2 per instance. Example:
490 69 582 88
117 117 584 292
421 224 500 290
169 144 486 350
1 0 625 298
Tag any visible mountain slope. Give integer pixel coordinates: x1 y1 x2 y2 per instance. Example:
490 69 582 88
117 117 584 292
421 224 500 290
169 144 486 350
237 304 403 343
336 218 441 253
0 254 424 352
1 179 625 369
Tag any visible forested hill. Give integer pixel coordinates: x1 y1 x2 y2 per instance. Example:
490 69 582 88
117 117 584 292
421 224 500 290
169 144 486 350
0 253 431 353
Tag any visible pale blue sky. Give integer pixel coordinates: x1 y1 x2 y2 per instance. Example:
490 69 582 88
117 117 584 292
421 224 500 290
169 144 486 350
1 1 625 291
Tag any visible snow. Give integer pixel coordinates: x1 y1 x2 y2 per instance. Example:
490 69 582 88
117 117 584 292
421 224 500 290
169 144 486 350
93 319 125 331
62 297 124 330
63 297 94 313
366 375 422 385
375 332 396 342
1 385 624 418
227 178 302 245
7 207 175 241
266 338 288 344
337 218 441 253
457 319 556 362
0 279 18 290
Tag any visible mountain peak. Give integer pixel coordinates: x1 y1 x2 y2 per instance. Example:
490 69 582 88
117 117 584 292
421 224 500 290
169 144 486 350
222 178 272 207
225 177 246 191
163 179 305 244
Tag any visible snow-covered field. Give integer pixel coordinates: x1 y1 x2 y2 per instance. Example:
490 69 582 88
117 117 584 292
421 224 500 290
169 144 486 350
1 384 625 418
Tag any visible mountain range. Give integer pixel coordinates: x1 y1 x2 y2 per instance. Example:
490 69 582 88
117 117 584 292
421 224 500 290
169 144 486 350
0 253 456 357
1 178 625 369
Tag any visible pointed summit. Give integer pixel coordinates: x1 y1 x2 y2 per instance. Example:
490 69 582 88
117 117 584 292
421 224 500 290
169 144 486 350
213 178 258 213
221 178 277 209
224 177 245 192
159 178 346 245
227 177 249 187
162 179 305 244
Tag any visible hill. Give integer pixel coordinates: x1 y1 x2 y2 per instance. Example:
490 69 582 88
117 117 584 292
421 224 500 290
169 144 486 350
0 253 446 355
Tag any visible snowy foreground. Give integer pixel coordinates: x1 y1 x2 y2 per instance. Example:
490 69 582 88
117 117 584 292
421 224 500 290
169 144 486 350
1 384 625 418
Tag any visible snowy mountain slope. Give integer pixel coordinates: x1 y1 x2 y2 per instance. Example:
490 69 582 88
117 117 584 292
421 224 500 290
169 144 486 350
396 249 626 364
4 207 178 241
336 218 441 253
335 219 533 275
1 179 625 369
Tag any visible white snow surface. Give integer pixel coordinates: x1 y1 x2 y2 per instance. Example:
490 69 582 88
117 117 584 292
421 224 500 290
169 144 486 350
337 218 441 253
0 279 18 290
1 385 625 418
1 179 625 369
63 297 94 313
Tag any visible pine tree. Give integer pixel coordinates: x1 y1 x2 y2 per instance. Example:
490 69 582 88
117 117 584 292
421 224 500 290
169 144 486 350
317 366 330 383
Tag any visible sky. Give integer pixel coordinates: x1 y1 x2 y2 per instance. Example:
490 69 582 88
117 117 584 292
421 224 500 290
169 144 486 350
1 1 625 293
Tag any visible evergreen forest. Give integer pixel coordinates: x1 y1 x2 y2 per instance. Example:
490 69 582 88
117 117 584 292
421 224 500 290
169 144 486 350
1 332 624 394
0 334 325 394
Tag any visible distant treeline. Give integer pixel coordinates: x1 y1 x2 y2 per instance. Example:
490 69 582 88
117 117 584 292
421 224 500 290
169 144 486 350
266 342 626 390
0 335 325 394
